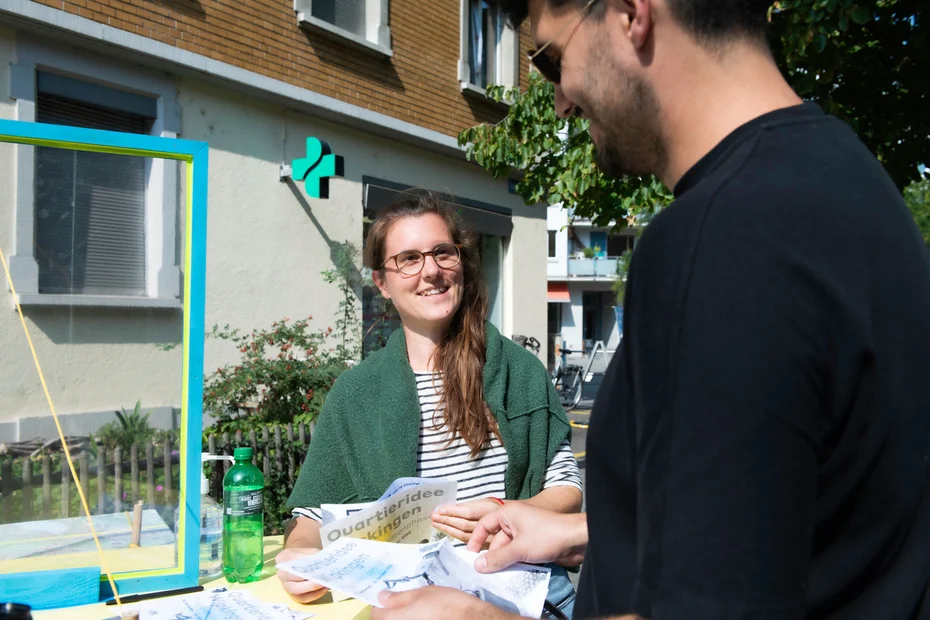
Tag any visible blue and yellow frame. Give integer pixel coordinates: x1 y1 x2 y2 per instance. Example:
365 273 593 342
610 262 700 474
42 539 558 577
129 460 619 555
0 118 208 599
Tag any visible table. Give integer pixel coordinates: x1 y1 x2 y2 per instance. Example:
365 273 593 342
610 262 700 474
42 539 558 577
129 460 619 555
0 511 176 574
32 536 371 619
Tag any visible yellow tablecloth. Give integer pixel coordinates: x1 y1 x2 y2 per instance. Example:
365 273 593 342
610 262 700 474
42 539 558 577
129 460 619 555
32 536 371 619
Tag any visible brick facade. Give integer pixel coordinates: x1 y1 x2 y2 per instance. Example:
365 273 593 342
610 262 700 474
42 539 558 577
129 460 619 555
31 0 534 137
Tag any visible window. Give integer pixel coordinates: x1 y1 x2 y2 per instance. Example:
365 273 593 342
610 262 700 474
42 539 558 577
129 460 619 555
35 85 150 296
311 0 365 37
607 232 636 257
8 40 181 307
548 231 557 258
548 302 562 336
480 235 503 329
468 0 502 87
296 0 392 57
459 0 519 91
589 231 608 258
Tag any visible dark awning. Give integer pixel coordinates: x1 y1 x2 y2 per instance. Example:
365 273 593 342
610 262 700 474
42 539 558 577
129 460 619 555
364 180 514 238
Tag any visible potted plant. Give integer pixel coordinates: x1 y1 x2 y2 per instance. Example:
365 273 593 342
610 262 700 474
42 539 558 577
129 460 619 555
582 246 600 259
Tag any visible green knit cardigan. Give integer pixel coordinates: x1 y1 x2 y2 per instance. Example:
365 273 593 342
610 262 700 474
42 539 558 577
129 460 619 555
285 322 571 510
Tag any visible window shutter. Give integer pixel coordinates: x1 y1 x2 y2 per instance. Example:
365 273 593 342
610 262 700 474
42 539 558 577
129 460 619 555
35 92 148 296
312 0 366 37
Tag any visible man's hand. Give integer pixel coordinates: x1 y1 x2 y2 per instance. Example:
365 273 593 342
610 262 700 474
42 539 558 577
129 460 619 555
430 498 502 543
275 547 328 604
370 586 517 620
466 503 588 572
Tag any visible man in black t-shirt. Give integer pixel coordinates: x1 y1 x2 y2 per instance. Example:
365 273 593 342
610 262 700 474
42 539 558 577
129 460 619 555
371 1 930 619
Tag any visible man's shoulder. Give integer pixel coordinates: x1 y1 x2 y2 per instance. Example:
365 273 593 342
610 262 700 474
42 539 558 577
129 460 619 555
648 119 905 258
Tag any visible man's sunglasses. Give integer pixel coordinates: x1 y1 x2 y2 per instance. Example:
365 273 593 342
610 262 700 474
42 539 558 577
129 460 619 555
527 0 600 84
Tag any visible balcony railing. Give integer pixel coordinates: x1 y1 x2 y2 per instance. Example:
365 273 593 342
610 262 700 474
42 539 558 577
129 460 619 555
565 208 617 227
567 257 619 277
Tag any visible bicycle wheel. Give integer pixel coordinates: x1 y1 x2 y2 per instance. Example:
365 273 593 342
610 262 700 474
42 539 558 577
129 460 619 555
568 369 584 410
558 366 583 409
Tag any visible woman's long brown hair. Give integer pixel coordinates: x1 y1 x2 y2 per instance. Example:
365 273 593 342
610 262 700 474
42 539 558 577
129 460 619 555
364 190 499 457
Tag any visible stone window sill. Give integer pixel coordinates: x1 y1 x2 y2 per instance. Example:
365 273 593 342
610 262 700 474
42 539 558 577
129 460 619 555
297 14 393 59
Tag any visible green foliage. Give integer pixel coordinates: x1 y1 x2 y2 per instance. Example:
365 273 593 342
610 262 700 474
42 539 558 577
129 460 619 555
904 173 930 248
458 73 673 228
769 0 927 190
460 2 925 307
200 432 305 536
582 245 602 259
320 242 364 361
460 4 925 226
1 451 180 523
202 318 348 433
201 241 367 530
93 401 164 451
612 249 635 302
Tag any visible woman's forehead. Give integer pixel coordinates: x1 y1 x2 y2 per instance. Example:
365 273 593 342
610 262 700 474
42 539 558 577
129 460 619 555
385 213 454 252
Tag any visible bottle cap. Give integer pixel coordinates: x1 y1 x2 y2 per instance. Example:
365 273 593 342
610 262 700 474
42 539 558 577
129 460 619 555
233 447 253 460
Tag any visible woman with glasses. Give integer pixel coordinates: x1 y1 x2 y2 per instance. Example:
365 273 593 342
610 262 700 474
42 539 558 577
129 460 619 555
277 190 582 619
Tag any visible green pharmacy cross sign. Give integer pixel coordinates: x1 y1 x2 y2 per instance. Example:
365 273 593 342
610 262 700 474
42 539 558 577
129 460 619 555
280 137 345 199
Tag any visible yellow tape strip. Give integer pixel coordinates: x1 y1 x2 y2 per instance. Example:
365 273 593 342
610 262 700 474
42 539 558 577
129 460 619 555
0 247 123 608
0 135 192 162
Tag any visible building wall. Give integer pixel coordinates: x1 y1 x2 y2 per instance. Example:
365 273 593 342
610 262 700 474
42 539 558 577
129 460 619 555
24 0 533 138
546 203 568 277
563 287 584 353
0 30 547 439
557 284 620 355
548 204 621 355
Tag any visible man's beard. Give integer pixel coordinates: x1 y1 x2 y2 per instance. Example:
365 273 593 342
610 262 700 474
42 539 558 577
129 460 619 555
583 53 667 179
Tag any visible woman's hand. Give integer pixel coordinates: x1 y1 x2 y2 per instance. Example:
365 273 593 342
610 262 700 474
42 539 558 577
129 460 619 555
275 547 329 604
431 498 503 543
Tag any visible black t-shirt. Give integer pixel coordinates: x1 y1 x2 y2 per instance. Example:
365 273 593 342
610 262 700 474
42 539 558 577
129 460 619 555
576 103 930 620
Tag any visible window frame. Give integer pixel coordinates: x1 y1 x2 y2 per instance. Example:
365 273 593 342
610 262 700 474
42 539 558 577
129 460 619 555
607 230 636 257
589 230 608 258
8 38 181 309
458 0 519 95
548 230 557 259
295 0 393 58
0 113 210 601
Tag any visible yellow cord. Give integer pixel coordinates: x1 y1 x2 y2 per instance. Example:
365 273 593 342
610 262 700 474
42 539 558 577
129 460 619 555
0 246 122 608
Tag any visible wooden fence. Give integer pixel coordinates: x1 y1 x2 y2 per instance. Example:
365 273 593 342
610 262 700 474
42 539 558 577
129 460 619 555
0 423 314 525
203 423 315 502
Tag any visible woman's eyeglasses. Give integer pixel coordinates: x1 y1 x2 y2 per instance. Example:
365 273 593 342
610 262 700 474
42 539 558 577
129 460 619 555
380 243 463 276
527 0 600 84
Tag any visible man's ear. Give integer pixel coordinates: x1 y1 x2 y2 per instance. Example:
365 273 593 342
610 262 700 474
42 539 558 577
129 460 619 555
372 270 390 300
629 0 654 49
609 0 654 50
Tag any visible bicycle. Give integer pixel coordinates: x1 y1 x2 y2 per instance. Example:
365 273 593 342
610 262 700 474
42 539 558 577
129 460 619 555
511 335 589 411
551 346 584 411
511 334 541 355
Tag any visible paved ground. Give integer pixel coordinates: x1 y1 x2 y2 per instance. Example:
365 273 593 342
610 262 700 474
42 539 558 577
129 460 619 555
568 373 602 462
569 407 590 505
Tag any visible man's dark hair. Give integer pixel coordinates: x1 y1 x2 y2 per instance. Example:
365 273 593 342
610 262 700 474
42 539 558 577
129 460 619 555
493 0 771 44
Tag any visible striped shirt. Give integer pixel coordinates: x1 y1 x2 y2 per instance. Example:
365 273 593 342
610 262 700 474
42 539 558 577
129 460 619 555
293 372 582 523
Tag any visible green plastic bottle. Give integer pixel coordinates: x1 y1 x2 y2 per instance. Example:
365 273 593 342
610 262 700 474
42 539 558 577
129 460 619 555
222 447 264 583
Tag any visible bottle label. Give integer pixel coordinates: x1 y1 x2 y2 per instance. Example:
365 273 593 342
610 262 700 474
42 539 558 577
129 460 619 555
224 490 263 517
